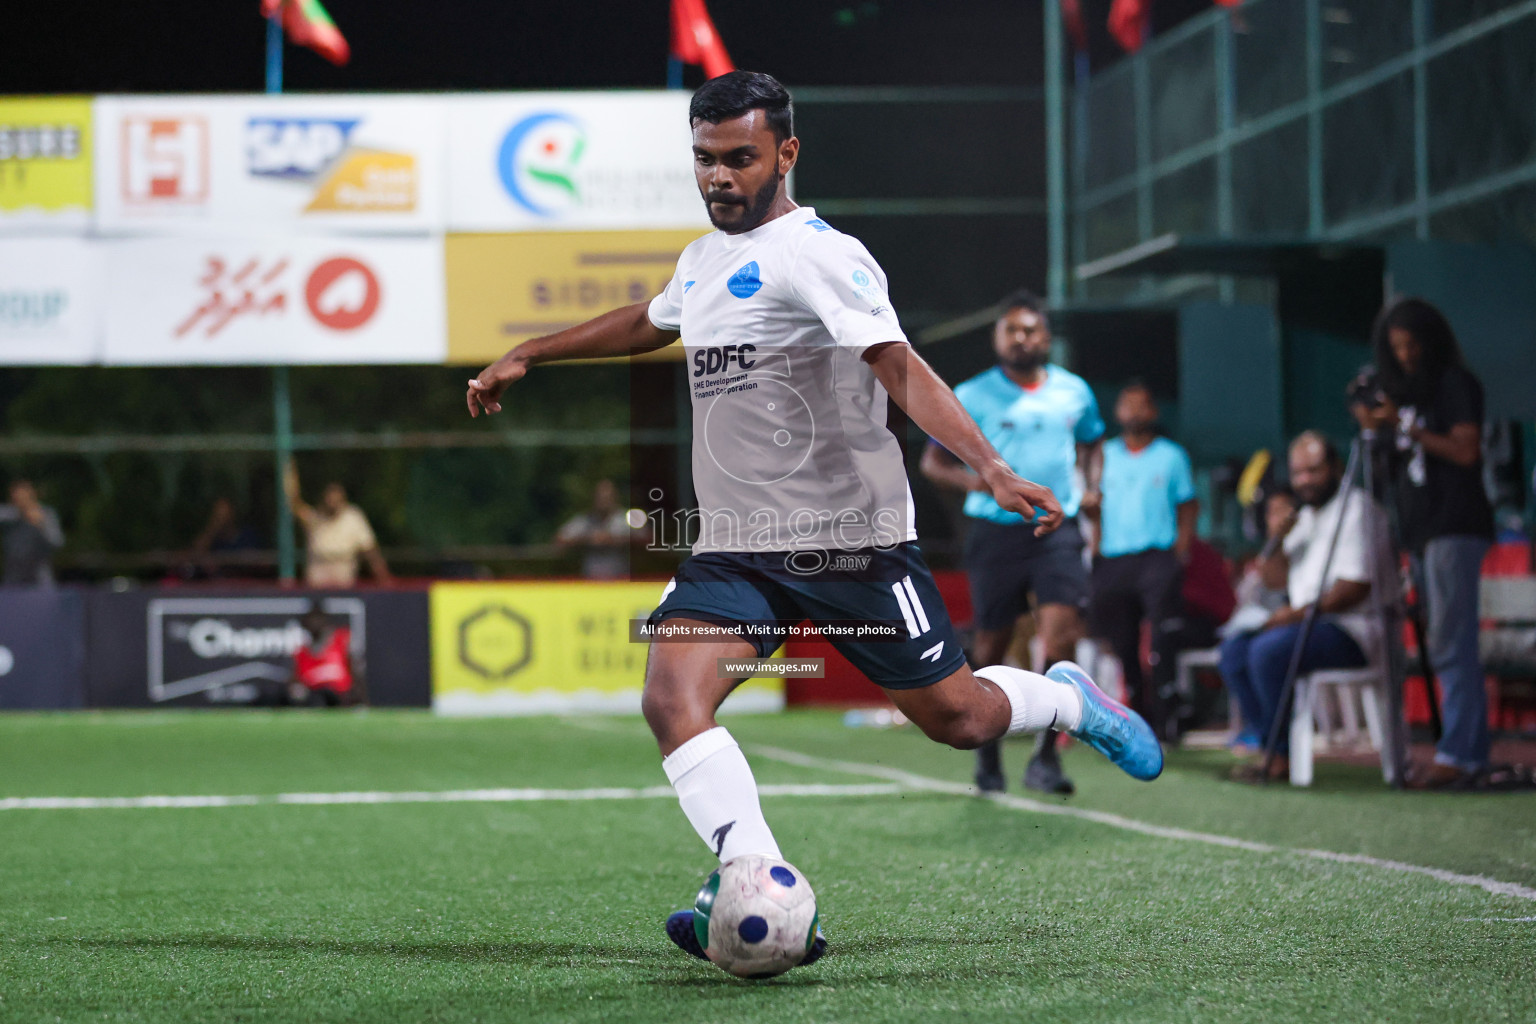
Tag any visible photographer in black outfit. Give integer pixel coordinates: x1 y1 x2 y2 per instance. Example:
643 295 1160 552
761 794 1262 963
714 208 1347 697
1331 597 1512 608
1352 298 1494 790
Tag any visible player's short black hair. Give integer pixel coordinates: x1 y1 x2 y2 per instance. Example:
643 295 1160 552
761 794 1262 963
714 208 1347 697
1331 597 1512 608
690 71 794 143
998 289 1048 325
1119 377 1153 399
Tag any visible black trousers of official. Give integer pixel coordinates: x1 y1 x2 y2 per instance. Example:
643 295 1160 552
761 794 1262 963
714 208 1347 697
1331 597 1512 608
1088 548 1184 736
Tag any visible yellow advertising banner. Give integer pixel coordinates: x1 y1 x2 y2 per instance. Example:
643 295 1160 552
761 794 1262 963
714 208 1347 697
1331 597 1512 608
445 229 705 365
0 97 92 220
430 580 783 715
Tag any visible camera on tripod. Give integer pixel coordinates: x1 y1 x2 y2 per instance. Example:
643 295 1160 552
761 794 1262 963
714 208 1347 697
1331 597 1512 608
1345 365 1386 410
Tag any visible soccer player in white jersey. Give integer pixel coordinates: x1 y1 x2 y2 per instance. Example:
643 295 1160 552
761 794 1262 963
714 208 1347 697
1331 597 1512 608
466 71 1162 969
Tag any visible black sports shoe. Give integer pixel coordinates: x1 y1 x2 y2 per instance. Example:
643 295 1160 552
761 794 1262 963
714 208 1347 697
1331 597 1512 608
974 739 1006 793
666 909 709 960
799 928 828 966
1024 730 1076 795
665 910 828 967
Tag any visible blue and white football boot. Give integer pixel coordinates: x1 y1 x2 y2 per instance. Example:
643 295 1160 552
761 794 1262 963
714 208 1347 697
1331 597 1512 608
665 910 828 967
1046 661 1164 781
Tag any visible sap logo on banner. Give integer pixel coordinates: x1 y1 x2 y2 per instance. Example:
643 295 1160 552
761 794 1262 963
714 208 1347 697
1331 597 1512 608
498 111 587 218
246 117 416 213
246 117 359 179
121 117 209 205
175 254 382 338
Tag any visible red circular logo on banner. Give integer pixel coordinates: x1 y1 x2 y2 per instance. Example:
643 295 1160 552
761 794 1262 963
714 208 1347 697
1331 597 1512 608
304 257 381 331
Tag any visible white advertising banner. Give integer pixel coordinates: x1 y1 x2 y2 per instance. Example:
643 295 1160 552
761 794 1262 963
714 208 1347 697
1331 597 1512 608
446 92 709 232
0 237 100 364
102 236 445 365
93 95 444 233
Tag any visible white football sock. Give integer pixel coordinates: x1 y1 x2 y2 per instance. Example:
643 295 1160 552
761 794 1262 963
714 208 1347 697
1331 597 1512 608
662 726 783 863
975 665 1083 735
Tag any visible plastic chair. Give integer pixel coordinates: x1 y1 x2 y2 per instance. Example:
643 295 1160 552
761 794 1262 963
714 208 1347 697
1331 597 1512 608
1288 663 1398 786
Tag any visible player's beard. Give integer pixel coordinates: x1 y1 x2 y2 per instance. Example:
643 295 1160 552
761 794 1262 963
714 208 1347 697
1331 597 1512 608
1120 417 1156 435
704 172 783 233
1001 349 1047 374
1297 475 1341 508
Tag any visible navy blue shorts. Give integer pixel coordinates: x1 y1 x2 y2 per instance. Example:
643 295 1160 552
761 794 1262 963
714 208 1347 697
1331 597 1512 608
963 517 1089 631
648 542 967 690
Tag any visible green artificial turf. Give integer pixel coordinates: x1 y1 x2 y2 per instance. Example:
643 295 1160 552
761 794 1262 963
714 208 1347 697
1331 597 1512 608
0 710 1533 1023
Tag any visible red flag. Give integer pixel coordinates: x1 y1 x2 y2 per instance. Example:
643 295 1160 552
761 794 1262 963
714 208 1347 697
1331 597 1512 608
1061 0 1089 52
670 0 734 80
1108 0 1152 52
262 0 351 67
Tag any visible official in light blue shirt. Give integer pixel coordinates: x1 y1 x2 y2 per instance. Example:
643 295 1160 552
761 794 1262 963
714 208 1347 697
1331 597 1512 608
1086 383 1199 738
951 365 1105 523
920 289 1104 797
1099 435 1196 557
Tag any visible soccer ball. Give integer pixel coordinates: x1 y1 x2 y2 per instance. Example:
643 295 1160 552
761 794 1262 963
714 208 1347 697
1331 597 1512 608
692 855 818 979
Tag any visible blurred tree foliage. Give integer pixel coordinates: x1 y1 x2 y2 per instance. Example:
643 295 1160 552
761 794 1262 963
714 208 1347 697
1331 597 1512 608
0 363 647 566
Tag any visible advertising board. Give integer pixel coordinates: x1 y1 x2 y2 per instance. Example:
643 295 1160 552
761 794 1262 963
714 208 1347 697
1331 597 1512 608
101 234 444 364
430 580 782 715
447 93 708 232
93 95 443 233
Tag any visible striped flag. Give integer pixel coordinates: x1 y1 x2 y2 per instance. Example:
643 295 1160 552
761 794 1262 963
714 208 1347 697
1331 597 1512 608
262 0 351 67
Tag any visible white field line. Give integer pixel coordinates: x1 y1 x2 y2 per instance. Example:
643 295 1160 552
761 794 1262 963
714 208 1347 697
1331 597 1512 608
748 745 1536 904
0 782 901 812
1460 916 1536 923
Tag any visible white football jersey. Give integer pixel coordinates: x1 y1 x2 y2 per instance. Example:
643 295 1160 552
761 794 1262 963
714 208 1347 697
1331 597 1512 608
648 206 917 554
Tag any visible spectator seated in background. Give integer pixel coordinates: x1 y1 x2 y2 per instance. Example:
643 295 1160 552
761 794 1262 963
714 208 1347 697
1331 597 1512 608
556 479 637 580
284 462 391 588
0 479 64 586
181 496 262 580
289 605 356 707
1220 488 1300 752
1221 432 1388 783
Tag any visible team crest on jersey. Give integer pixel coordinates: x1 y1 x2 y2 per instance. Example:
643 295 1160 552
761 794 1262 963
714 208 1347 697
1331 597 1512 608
851 268 884 304
727 261 763 299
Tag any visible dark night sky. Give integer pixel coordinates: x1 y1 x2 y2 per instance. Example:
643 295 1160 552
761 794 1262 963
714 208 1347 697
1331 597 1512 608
3 0 1211 95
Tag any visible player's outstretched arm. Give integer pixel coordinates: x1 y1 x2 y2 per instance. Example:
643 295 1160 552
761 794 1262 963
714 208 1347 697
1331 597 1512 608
466 302 680 417
866 342 1064 536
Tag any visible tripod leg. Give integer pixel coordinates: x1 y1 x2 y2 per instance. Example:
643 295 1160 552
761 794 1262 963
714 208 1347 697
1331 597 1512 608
1408 603 1444 742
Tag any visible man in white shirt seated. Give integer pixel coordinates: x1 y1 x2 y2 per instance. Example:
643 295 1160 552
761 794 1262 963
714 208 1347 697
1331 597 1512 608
1220 431 1388 782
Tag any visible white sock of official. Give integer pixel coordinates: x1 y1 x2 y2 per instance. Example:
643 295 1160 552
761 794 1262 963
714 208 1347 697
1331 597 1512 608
975 665 1084 735
662 726 783 864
